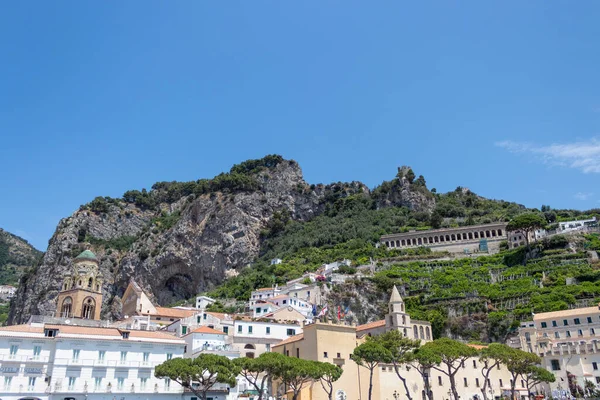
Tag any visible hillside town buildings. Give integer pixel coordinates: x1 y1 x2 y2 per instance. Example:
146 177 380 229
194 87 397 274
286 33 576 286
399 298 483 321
381 223 508 253
273 287 525 400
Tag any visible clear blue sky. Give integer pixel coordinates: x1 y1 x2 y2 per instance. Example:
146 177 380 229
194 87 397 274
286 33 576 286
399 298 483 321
1 2 599 251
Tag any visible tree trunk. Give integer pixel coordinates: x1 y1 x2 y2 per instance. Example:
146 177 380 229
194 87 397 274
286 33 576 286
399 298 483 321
368 368 374 400
449 373 459 400
393 362 413 400
511 378 517 400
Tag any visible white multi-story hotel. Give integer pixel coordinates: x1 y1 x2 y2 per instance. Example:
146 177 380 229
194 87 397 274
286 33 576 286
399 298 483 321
0 320 186 400
518 304 600 397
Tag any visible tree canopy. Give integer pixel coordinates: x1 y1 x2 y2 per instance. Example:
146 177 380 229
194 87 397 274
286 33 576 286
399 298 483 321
154 354 239 400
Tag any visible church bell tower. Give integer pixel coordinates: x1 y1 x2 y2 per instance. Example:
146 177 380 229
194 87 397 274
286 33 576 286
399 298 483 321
56 250 103 320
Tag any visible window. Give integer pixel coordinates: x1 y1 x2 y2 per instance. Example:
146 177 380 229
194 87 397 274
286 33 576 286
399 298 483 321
593 362 598 371
266 327 271 335
72 349 80 361
541 322 547 328
120 351 127 363
94 377 102 390
476 378 480 387
248 326 253 334
256 307 261 313
9 344 18 358
499 379 503 387
552 321 558 327
203 313 207 320
167 353 173 360
596 377 600 384
575 318 581 325
324 352 328 358
3 376 12 390
337 353 341 358
28 377 36 391
117 377 125 390
382 366 386 372
266 344 271 352
99 350 106 361
223 326 228 334
164 378 171 389
140 377 147 390
551 360 561 371
588 317 593 324
438 376 443 385
563 319 569 326
464 377 468 387
461 360 465 368
521 380 525 387
197 316 201 324
182 326 187 335
286 350 289 356
287 328 296 336
592 328 596 336
238 325 242 333
473 360 477 368
33 345 41 360
566 331 571 338
555 332 560 339
143 352 149 363
68 377 76 390
296 348 300 358
579 329 583 336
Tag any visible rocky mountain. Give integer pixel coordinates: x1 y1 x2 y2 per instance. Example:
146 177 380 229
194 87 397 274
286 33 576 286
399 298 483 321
0 229 43 286
9 155 435 324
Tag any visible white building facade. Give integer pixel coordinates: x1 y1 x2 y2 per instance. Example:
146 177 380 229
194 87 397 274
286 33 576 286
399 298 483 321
518 305 600 397
0 322 186 400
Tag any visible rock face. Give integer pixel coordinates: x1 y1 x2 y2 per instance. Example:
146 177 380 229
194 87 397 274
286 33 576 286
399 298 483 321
8 157 433 324
373 166 436 213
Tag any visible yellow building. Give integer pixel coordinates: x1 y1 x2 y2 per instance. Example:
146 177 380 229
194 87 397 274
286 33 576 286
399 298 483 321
55 250 104 320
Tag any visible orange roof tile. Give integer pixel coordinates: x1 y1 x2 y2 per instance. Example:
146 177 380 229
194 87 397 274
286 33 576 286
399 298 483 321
44 324 182 341
188 326 226 335
205 312 233 320
256 287 275 292
272 333 304 348
356 320 385 332
148 307 197 319
0 324 44 334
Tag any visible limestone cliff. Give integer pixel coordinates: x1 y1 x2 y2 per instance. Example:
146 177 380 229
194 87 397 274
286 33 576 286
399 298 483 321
8 157 434 324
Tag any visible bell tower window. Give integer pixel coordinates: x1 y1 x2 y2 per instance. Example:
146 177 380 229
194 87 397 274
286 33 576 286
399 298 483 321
81 297 96 319
60 297 73 318
88 278 93 288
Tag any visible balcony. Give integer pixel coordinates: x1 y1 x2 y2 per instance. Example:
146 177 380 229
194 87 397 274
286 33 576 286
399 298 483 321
53 358 161 367
51 383 184 394
0 354 50 363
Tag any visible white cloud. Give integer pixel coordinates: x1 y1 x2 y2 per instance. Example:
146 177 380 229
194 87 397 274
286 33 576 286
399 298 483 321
574 192 593 201
495 138 600 173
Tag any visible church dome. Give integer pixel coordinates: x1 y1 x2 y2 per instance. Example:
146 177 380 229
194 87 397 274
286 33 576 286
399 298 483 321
74 250 98 262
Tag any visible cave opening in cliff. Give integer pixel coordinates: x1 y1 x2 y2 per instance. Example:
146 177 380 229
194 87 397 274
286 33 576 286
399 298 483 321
164 273 194 301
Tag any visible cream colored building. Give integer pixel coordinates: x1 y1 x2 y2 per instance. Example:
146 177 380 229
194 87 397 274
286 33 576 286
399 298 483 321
517 305 600 397
273 287 526 400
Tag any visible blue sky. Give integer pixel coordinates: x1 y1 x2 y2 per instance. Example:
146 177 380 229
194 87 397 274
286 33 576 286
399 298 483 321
1 2 599 251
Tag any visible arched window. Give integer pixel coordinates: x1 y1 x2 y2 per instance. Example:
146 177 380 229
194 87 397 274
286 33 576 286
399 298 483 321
413 326 418 338
88 277 93 288
402 316 406 325
419 326 424 339
78 280 82 286
244 344 256 350
60 297 73 318
81 297 96 319
389 316 394 326
245 352 255 358
426 326 431 340
63 283 68 290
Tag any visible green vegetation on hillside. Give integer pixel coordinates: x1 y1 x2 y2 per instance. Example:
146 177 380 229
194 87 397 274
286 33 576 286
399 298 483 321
0 230 43 286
